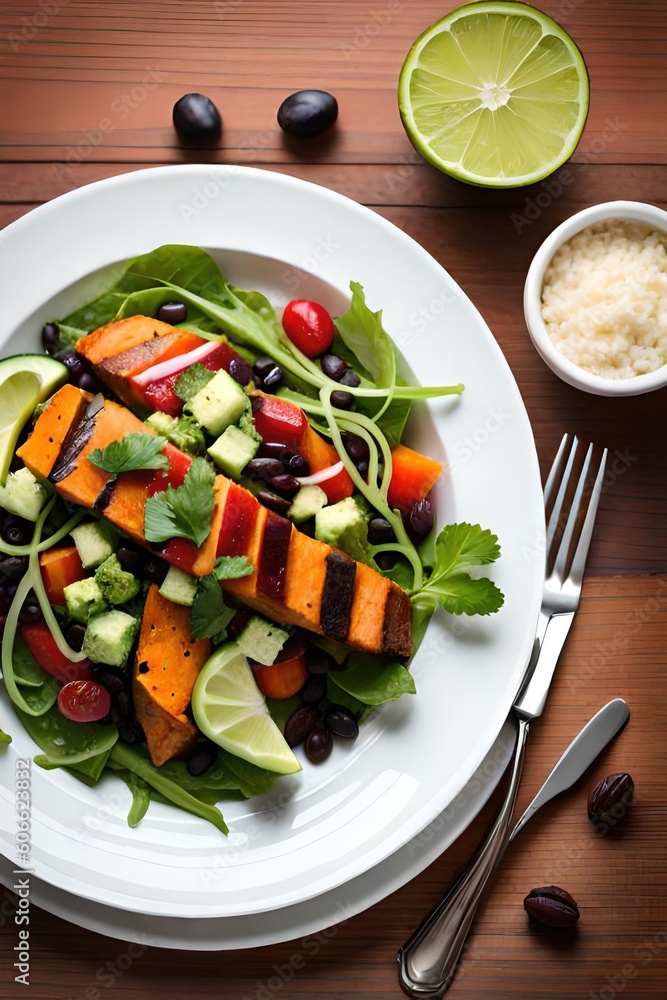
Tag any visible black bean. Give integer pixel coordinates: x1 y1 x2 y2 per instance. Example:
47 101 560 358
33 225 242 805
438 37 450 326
187 744 218 777
142 555 168 586
18 603 42 625
1 517 29 546
301 674 327 708
257 491 292 516
116 545 139 574
342 431 369 466
0 556 27 583
325 707 359 740
261 366 282 390
156 302 187 324
321 354 347 381
287 454 310 477
284 706 319 748
173 93 222 141
330 390 354 410
253 356 277 379
368 517 395 545
409 498 435 538
305 725 333 763
41 322 60 355
76 373 99 394
245 457 284 482
277 90 338 138
339 369 361 388
305 647 331 675
66 623 87 652
97 668 127 698
270 473 300 495
228 356 256 387
118 722 143 745
62 352 85 381
356 460 369 479
259 442 295 464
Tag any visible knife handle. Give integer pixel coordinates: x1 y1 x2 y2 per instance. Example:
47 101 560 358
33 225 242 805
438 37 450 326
397 717 530 998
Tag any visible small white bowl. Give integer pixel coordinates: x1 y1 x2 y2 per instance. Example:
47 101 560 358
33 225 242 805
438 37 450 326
524 200 667 396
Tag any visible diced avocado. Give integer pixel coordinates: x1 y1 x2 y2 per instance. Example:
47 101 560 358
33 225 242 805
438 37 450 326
0 467 48 521
315 496 369 563
188 369 249 437
94 554 141 605
208 425 259 479
70 520 117 569
83 610 138 667
288 484 328 524
158 564 197 607
145 412 206 456
64 577 107 624
238 409 262 443
237 615 289 666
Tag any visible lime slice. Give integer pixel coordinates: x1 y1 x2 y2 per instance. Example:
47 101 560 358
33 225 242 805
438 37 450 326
399 1 589 187
0 371 42 486
192 643 301 775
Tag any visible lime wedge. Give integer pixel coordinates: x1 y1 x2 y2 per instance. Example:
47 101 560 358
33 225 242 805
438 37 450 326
192 643 301 775
0 371 42 486
398 1 590 187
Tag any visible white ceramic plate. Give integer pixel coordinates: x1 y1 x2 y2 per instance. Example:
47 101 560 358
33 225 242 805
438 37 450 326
0 722 516 949
0 165 544 919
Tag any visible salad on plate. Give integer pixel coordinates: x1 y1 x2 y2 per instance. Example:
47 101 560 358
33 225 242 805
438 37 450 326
0 244 504 835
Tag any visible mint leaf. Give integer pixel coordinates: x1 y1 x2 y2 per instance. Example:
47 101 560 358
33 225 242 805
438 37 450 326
144 457 215 548
413 522 504 617
174 363 215 402
213 555 254 580
88 433 169 478
190 574 235 641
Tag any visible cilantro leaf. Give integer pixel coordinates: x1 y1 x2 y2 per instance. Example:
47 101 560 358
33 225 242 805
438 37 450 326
144 457 215 548
190 574 235 641
174 363 215 403
213 555 254 580
88 433 170 478
413 522 504 618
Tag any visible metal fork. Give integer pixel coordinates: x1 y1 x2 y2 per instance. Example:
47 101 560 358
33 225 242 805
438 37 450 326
398 434 608 997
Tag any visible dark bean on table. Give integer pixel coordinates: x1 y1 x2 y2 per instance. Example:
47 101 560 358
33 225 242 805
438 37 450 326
301 674 327 707
339 369 361 388
305 725 333 763
330 389 355 410
271 473 301 495
325 707 359 739
0 556 28 582
261 366 282 390
245 457 284 482
18 603 42 625
287 454 310 477
368 517 395 545
156 302 188 324
342 431 369 466
41 322 60 355
321 354 347 381
173 93 222 141
253 356 278 379
277 90 338 138
284 706 319 748
409 498 435 537
257 491 292 516
259 442 295 464
305 646 331 675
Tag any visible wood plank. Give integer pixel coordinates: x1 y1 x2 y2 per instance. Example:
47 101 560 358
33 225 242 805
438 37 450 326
1 575 664 999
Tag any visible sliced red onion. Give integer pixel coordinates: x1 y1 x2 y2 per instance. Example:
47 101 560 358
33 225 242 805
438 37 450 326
295 460 344 486
133 340 220 387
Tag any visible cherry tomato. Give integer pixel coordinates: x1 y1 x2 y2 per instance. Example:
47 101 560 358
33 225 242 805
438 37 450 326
20 620 93 683
58 680 111 723
282 300 335 358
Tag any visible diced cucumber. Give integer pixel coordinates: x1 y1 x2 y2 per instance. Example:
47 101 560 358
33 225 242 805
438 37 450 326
159 565 197 607
188 369 248 437
288 484 327 524
237 615 289 666
70 520 117 569
208 425 259 479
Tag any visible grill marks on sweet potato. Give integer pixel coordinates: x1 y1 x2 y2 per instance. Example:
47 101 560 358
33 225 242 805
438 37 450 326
95 330 206 408
321 550 357 642
75 314 175 366
49 394 105 484
257 512 293 599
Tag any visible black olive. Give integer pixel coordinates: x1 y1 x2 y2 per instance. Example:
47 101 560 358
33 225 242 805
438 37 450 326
277 90 338 138
156 302 187 324
172 93 222 141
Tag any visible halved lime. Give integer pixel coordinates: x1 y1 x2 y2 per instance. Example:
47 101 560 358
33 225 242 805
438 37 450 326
192 643 301 775
398 1 590 187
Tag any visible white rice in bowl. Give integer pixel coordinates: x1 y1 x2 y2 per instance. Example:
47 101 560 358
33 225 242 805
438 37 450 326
541 219 667 379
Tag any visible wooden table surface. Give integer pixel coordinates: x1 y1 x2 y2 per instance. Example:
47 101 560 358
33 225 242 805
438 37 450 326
1 1 666 997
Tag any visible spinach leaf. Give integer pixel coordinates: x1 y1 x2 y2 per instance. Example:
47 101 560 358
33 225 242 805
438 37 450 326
15 703 118 765
326 676 366 717
34 747 112 785
0 730 11 745
13 631 51 689
332 653 416 705
113 768 152 827
334 281 396 389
